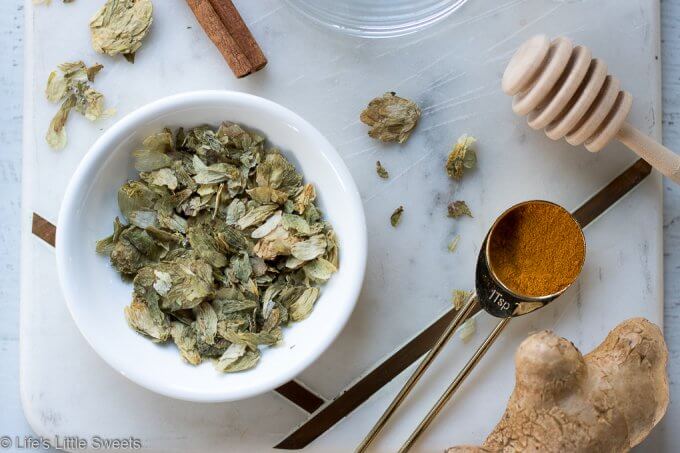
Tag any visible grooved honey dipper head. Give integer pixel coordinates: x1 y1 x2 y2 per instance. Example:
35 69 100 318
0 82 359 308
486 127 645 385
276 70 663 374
502 35 632 152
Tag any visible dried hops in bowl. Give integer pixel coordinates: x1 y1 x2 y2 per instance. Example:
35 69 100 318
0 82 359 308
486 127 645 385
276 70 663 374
96 122 339 372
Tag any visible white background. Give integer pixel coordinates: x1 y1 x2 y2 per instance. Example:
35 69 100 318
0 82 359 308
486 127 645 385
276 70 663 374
1 0 680 451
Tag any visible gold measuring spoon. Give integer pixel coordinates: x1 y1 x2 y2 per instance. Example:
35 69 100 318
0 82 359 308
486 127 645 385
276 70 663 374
503 35 680 184
357 201 586 452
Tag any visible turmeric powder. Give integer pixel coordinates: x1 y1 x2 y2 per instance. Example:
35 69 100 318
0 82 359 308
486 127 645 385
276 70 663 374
488 201 585 297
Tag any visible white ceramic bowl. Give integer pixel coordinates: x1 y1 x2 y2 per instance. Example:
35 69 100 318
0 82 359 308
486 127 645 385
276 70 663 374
56 91 366 402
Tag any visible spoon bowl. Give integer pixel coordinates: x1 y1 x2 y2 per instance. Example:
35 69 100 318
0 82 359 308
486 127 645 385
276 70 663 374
476 200 586 318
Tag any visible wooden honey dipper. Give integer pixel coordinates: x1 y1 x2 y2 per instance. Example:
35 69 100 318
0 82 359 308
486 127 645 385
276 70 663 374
503 35 680 184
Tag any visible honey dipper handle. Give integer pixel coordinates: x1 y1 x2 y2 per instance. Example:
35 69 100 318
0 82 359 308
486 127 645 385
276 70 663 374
616 122 680 184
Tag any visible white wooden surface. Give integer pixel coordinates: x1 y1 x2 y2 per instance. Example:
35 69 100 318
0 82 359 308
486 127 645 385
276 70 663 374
1 0 679 451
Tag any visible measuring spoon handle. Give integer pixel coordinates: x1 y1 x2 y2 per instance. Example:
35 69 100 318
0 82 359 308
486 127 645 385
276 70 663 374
398 317 512 453
355 293 478 453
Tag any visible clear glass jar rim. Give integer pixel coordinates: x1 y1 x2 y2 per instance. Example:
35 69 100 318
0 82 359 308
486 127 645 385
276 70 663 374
284 0 470 38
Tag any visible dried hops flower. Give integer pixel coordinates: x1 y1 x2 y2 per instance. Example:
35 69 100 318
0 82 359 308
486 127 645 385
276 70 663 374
446 134 477 180
452 290 470 310
390 206 404 227
360 92 421 143
44 61 114 149
90 0 153 62
448 235 461 253
96 122 339 372
376 160 389 179
448 200 473 219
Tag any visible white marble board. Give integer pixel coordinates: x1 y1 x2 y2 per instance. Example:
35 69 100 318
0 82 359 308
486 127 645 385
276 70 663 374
21 0 663 451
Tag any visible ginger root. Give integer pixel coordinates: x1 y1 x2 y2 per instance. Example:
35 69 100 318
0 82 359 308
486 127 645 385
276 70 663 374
448 318 668 453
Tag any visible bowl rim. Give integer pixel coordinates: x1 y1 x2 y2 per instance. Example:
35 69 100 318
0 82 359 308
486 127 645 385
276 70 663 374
56 90 367 402
284 0 470 38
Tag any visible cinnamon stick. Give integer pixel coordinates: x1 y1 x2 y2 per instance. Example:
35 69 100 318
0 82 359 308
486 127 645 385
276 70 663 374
186 0 267 78
208 0 267 71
